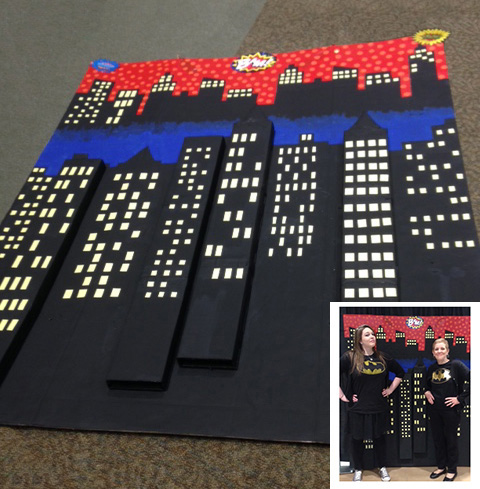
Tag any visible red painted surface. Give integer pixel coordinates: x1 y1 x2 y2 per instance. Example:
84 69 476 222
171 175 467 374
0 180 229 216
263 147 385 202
77 36 449 115
343 314 470 352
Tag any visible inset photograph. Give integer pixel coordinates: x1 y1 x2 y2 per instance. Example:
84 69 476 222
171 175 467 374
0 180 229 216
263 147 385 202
332 304 472 483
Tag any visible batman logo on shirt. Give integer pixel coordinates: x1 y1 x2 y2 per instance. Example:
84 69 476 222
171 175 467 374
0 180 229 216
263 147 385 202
361 360 386 375
432 368 451 384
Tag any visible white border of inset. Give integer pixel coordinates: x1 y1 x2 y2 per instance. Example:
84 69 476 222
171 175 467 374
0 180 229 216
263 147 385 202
330 301 478 488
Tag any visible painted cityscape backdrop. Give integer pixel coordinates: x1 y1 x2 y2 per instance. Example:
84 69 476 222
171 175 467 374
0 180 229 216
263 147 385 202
341 313 470 467
0 32 478 442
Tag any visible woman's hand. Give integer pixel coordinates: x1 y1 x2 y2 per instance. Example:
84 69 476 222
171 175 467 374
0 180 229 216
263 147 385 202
383 376 402 398
445 397 460 408
339 386 357 403
425 390 435 405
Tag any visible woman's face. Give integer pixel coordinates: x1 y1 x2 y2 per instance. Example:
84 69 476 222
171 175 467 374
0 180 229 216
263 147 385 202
433 341 449 364
360 328 376 352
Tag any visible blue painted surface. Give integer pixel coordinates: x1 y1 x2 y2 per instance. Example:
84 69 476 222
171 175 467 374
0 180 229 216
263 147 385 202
37 121 235 175
270 114 357 146
369 107 455 150
36 107 456 176
395 357 470 372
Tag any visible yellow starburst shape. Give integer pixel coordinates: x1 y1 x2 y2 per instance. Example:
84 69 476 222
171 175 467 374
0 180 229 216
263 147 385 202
232 52 277 73
413 29 450 46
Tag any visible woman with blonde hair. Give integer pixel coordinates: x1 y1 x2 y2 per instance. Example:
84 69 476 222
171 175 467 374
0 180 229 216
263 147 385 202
425 338 470 482
340 324 404 482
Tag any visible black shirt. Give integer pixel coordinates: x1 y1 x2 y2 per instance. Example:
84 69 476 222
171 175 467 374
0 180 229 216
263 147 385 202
340 351 405 414
426 359 470 411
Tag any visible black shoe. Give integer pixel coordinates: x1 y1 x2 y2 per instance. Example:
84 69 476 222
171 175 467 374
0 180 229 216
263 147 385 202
430 468 447 479
443 472 457 482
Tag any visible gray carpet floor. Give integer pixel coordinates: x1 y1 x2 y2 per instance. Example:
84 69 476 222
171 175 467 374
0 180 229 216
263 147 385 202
1 1 478 487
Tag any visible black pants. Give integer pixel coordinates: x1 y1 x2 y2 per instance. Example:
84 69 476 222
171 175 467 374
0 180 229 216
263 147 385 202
428 408 461 473
350 435 387 470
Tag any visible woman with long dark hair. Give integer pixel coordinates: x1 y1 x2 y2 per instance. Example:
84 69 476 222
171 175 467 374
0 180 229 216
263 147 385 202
425 338 470 482
340 324 405 482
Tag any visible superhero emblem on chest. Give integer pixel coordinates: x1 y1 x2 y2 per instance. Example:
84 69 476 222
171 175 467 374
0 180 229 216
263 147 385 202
361 360 386 375
432 368 451 383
